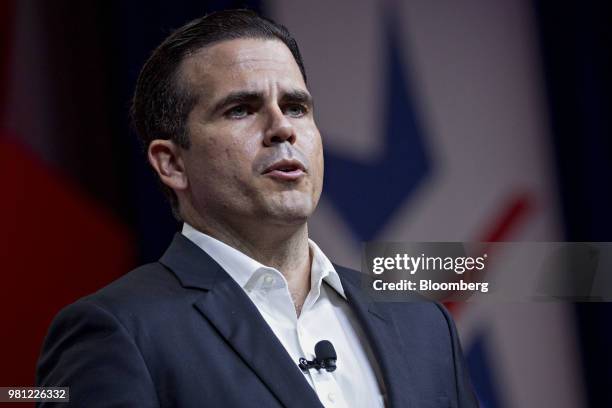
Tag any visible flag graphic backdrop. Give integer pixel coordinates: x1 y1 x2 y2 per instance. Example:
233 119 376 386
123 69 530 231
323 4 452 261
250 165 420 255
0 0 136 390
2 1 610 406
272 1 585 407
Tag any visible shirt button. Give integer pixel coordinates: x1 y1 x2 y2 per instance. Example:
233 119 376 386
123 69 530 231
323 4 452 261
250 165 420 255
263 275 274 285
327 393 336 403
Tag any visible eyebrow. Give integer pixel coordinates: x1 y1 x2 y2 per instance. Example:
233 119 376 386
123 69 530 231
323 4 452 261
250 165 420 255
209 91 261 115
209 89 314 116
280 89 314 109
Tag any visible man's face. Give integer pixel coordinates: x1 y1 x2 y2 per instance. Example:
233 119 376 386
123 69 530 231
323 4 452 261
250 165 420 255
177 38 323 227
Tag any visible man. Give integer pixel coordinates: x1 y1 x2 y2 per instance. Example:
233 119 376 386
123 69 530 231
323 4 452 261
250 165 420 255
37 10 477 408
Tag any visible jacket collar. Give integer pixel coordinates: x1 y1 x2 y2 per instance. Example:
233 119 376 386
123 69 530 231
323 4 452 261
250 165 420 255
159 233 324 408
159 233 223 291
334 264 415 408
160 233 414 408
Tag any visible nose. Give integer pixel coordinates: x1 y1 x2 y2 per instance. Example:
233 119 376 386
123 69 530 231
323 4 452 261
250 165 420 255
263 106 296 146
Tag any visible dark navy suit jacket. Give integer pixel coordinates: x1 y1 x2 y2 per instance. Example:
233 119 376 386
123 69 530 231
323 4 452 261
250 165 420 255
37 234 478 407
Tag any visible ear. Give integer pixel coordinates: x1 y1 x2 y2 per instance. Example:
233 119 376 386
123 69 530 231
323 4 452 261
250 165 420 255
148 139 188 192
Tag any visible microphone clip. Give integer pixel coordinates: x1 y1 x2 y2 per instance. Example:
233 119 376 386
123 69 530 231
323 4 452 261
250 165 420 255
298 357 337 372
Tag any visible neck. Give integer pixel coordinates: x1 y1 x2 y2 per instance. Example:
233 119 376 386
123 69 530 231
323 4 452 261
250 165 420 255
186 211 312 314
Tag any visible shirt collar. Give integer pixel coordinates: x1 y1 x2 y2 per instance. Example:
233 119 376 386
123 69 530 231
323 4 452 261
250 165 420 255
181 223 346 299
308 238 346 299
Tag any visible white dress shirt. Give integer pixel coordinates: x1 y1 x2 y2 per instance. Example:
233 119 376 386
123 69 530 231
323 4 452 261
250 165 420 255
182 223 385 408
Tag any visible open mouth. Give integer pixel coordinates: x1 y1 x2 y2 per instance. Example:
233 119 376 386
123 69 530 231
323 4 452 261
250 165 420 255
263 160 306 180
274 165 301 172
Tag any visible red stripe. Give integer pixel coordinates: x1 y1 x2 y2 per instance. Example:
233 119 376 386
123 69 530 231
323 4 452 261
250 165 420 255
445 192 534 316
478 193 534 243
0 136 136 388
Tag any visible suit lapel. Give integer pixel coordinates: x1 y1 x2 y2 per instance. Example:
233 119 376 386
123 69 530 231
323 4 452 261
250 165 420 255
160 234 323 408
336 266 415 408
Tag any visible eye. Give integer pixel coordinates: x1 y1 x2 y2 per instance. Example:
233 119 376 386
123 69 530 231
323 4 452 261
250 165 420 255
284 104 307 118
225 105 250 119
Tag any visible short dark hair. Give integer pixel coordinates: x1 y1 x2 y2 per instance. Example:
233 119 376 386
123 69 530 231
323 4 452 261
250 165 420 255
130 9 307 219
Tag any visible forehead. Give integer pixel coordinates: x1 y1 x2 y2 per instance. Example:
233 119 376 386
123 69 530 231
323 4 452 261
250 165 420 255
179 38 306 100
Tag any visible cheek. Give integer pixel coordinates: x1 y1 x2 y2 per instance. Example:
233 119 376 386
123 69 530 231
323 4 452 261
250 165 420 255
303 129 324 176
220 122 262 162
191 130 260 175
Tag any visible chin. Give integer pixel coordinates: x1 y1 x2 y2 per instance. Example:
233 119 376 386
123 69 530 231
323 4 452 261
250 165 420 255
262 191 318 223
272 209 311 225
264 204 314 226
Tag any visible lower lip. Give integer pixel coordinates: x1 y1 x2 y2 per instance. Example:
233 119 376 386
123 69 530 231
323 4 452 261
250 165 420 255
264 169 306 181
